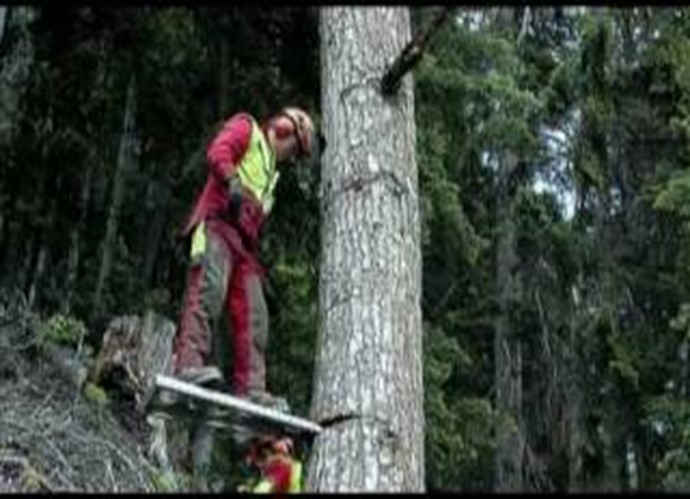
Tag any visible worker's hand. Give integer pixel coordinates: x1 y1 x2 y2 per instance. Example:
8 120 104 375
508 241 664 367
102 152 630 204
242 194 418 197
226 175 243 221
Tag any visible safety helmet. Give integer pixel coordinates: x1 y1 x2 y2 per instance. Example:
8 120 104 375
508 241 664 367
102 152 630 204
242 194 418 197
247 434 295 464
272 436 294 456
278 107 326 161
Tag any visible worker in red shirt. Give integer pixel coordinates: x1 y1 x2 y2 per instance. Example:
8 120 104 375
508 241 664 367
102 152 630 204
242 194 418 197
239 435 303 493
170 107 322 409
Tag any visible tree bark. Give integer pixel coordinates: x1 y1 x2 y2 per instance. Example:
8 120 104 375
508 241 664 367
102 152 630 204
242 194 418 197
62 157 94 314
89 311 176 410
93 76 137 319
26 233 48 309
88 311 178 480
494 152 524 491
0 7 35 145
62 36 107 314
0 7 7 46
140 179 169 289
566 282 585 492
0 8 35 285
308 7 424 492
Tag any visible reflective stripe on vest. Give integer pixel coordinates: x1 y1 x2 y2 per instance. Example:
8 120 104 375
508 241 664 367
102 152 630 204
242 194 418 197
237 119 279 214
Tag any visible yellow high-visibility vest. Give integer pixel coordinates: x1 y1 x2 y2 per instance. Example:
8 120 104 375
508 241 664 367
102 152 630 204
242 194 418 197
236 118 279 214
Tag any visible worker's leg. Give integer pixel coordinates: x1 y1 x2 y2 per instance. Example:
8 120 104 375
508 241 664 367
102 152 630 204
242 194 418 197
226 260 268 396
171 224 236 490
172 222 232 382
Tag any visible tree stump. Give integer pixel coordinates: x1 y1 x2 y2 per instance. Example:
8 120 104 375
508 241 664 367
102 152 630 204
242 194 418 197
89 311 178 481
90 310 175 410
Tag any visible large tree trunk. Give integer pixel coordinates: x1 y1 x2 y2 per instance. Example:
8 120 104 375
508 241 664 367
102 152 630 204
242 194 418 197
494 152 524 491
308 7 424 492
93 76 138 319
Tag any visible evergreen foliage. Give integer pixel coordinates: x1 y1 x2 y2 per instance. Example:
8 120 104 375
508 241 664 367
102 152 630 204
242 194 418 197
2 5 690 491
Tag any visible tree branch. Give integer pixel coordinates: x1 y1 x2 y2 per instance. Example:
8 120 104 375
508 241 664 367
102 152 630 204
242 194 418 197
380 7 456 96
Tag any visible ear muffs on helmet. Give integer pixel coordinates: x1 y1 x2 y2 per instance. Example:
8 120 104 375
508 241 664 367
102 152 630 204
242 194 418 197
273 113 297 141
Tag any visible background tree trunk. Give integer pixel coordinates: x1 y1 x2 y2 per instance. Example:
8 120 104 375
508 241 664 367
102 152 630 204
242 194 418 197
307 7 424 492
567 282 585 492
0 7 7 46
62 156 94 314
140 179 169 290
0 7 35 145
93 76 138 320
0 7 35 287
494 151 524 491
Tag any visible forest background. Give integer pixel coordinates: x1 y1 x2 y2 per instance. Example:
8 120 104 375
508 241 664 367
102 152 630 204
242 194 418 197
2 6 690 492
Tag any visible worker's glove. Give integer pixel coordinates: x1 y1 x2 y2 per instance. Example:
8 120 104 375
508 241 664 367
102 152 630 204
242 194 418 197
226 175 243 221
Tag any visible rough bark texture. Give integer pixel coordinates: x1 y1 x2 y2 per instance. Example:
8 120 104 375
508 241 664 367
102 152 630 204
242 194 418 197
141 180 168 289
93 76 137 318
0 7 6 46
90 311 175 410
0 7 35 146
494 153 524 491
62 38 105 313
26 239 47 309
0 8 35 285
62 157 94 314
567 283 585 492
308 7 424 492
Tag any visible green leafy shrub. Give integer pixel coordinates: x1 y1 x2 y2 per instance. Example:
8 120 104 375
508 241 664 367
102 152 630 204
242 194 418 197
36 314 88 349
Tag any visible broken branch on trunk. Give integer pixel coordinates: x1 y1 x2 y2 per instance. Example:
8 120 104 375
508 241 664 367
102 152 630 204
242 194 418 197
380 7 455 96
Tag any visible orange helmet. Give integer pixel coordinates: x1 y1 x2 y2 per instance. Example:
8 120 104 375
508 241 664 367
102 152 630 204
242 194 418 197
272 436 294 456
277 107 325 161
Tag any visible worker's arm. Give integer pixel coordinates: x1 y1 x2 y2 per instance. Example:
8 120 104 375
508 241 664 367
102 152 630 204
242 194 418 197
206 114 252 182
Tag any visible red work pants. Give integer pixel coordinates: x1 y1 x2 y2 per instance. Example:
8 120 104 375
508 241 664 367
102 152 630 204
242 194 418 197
172 218 268 396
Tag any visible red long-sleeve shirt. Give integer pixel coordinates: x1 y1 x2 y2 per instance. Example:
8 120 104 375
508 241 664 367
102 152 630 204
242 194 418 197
181 114 273 268
183 114 253 237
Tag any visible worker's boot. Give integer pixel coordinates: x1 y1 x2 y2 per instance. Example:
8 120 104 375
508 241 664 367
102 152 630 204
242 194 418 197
178 365 223 387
